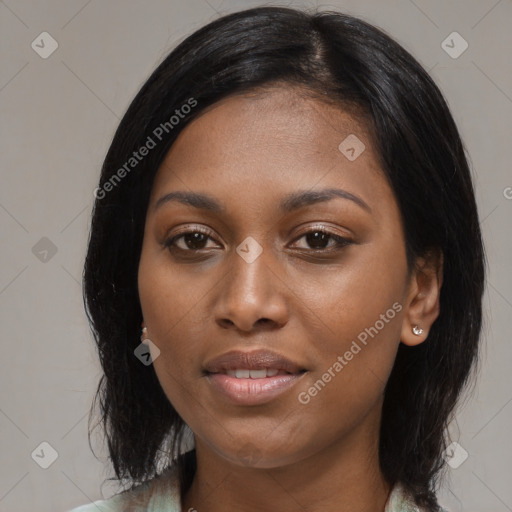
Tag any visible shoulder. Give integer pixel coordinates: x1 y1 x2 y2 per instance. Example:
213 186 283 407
385 484 448 512
67 493 123 512
66 464 181 512
67 496 122 512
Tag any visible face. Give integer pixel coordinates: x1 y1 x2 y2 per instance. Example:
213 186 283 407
137 86 413 469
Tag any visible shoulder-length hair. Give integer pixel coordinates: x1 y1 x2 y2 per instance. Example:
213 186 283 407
83 7 485 510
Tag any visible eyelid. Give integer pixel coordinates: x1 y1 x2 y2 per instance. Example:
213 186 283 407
163 224 222 249
168 224 216 238
291 223 353 241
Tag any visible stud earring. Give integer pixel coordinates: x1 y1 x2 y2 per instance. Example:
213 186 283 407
140 324 147 342
412 325 423 336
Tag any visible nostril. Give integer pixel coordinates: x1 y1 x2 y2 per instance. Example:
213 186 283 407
217 319 235 329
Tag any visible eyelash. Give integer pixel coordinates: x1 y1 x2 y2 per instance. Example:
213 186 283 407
163 226 352 254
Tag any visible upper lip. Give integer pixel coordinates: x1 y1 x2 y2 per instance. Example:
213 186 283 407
204 349 306 374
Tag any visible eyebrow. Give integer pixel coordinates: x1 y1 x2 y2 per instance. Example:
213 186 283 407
153 187 371 214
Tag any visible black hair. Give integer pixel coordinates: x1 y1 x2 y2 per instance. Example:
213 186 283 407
83 6 485 510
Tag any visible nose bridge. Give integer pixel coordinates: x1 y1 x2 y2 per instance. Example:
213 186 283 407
232 239 271 296
214 237 288 330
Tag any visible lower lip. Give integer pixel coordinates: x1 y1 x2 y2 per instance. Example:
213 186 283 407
206 372 307 406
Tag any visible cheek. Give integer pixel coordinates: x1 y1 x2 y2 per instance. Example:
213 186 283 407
137 241 210 345
288 243 406 411
137 248 198 382
292 282 402 440
288 240 406 347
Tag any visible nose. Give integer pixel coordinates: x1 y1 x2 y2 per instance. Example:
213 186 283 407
213 244 289 333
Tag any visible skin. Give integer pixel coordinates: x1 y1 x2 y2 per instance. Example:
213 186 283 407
137 85 443 512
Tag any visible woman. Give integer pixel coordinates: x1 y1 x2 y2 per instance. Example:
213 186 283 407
71 6 485 512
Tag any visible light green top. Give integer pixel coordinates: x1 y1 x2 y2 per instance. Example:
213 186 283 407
67 466 437 512
68 464 181 512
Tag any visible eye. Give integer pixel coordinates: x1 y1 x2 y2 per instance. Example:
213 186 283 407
163 225 352 254
163 227 221 252
290 227 352 251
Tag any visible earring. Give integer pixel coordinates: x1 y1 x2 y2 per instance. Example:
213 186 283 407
412 325 424 336
140 324 147 342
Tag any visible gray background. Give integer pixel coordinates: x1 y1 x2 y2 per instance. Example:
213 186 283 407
0 1 511 511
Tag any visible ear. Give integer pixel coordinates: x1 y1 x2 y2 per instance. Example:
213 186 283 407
400 249 443 347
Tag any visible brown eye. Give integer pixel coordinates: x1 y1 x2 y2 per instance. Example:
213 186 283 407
292 228 352 251
180 232 208 250
164 228 219 252
305 230 331 249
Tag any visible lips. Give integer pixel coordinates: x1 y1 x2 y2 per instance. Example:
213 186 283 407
203 349 308 405
203 349 306 375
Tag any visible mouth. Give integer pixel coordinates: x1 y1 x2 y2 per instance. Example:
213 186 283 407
203 349 308 405
203 348 307 375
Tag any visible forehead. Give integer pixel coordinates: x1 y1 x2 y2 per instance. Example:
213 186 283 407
149 86 391 215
